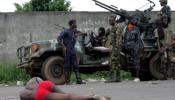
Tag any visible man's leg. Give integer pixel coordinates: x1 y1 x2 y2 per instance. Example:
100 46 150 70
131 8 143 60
46 93 111 100
132 49 140 82
105 52 115 83
71 54 85 84
134 49 140 78
105 51 120 82
109 63 121 82
115 64 121 82
115 48 121 82
64 53 71 84
64 68 71 84
46 93 95 100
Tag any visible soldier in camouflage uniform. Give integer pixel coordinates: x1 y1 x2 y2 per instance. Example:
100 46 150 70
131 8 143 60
159 0 171 23
154 12 172 49
155 0 173 78
155 0 172 46
105 16 125 82
154 0 172 68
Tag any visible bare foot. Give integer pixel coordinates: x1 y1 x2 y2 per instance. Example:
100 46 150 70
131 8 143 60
93 95 111 100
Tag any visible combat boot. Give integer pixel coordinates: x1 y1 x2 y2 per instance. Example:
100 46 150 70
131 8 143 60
115 70 121 82
64 70 71 85
104 71 114 83
105 70 121 83
75 71 86 84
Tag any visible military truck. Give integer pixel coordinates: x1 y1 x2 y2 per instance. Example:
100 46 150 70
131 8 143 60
17 0 175 84
93 0 175 80
17 34 110 84
17 28 175 85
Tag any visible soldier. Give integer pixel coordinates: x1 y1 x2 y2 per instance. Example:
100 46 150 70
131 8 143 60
96 27 106 46
124 18 141 82
156 0 172 43
105 15 124 83
87 27 106 47
58 19 86 84
155 0 173 78
154 12 172 49
159 0 171 23
154 0 172 54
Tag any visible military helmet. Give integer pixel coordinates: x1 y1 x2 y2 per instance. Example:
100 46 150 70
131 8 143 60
159 0 167 3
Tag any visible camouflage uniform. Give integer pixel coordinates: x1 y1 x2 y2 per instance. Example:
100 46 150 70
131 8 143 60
160 0 171 23
157 0 172 45
105 28 112 48
154 1 172 67
106 22 125 82
157 0 174 78
155 28 172 46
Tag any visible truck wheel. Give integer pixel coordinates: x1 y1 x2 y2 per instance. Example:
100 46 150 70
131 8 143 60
150 55 166 80
41 56 65 85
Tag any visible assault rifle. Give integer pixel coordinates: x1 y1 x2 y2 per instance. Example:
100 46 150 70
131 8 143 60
55 24 67 30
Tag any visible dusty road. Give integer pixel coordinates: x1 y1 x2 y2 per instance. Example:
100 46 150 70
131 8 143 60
0 80 175 100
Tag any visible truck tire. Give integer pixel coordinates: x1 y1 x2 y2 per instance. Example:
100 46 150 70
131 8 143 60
41 56 65 85
150 55 166 80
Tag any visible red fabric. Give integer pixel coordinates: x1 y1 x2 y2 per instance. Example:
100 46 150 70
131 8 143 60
35 81 54 100
127 23 134 31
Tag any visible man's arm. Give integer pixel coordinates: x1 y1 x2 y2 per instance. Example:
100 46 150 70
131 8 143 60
75 31 87 37
57 31 66 42
105 28 110 37
19 89 34 100
57 31 67 54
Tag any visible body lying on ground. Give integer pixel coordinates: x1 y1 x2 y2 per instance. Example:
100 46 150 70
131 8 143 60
19 77 111 100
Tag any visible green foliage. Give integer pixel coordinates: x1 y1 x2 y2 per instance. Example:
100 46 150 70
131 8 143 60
14 1 33 12
70 71 133 82
49 0 72 11
0 64 30 84
120 70 133 80
0 63 132 84
14 0 72 12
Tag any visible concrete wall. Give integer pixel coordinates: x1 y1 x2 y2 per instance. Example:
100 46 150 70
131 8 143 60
0 11 174 63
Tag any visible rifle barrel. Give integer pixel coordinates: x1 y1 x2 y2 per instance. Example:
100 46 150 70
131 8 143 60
92 0 128 18
111 5 118 10
94 0 119 12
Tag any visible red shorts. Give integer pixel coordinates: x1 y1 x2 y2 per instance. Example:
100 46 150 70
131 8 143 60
35 81 54 100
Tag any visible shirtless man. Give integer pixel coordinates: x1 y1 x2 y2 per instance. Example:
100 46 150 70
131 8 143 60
19 77 110 100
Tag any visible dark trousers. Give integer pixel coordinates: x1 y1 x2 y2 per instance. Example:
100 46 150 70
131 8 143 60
127 47 140 77
64 52 79 71
64 51 82 83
